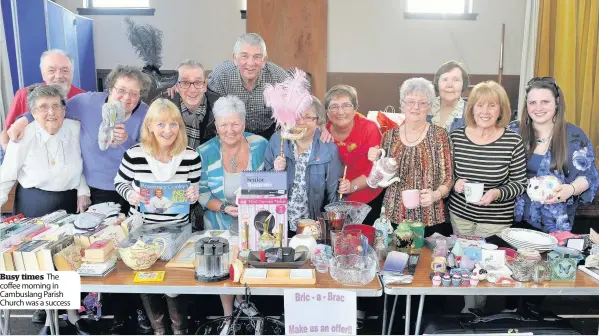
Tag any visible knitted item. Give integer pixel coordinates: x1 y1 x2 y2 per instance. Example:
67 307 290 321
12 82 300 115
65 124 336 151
98 101 126 150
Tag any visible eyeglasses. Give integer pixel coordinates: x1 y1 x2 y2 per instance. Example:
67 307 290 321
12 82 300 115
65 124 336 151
113 87 140 99
327 103 354 112
35 103 64 113
217 122 243 131
178 80 206 89
402 100 430 109
298 115 318 122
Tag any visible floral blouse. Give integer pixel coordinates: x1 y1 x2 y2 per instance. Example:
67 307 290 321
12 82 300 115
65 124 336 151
381 124 453 226
510 121 599 232
428 97 466 133
287 142 312 231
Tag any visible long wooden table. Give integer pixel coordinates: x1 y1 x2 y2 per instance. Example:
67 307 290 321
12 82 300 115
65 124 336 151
382 248 599 335
81 260 383 296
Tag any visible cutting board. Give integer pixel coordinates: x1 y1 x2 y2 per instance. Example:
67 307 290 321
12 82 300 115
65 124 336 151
240 268 316 285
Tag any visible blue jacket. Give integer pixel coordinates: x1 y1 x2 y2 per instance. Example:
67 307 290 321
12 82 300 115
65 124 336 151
264 129 343 220
197 132 268 230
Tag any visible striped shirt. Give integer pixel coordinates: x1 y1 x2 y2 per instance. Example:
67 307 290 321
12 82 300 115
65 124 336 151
207 60 289 134
114 144 202 225
449 127 527 225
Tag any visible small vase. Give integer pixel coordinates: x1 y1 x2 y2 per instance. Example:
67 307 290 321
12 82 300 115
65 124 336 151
289 234 317 259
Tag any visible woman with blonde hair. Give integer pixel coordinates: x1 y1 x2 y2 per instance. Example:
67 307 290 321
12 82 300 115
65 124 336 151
114 98 201 334
450 81 527 236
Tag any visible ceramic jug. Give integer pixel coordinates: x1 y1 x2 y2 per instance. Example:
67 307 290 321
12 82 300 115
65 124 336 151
289 234 317 259
366 149 400 188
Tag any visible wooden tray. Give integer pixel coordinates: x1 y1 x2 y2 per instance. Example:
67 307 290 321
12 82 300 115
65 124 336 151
165 242 195 268
240 268 316 285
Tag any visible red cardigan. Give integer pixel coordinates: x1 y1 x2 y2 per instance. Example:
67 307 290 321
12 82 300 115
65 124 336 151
326 113 383 204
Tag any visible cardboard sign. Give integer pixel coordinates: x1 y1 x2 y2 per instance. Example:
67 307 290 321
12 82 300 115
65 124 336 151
284 289 356 335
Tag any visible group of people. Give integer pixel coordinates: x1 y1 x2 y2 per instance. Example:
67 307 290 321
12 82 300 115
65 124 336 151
0 31 598 335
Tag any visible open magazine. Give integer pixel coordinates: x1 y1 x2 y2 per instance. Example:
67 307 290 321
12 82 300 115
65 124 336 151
139 181 190 214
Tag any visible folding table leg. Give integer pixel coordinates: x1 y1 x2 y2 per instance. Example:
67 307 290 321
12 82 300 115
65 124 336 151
382 294 387 335
387 295 399 335
405 295 411 336
415 295 425 335
48 310 55 335
54 309 59 335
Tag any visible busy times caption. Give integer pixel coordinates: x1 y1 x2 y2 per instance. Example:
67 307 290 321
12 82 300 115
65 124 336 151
0 272 81 309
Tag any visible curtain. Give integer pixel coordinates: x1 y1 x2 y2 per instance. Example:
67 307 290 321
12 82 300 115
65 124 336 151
518 0 540 115
0 0 14 129
535 0 599 151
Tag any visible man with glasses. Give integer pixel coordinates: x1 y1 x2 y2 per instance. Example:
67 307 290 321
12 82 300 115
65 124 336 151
156 59 220 148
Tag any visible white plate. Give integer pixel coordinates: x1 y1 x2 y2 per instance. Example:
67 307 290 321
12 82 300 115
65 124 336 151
503 228 557 246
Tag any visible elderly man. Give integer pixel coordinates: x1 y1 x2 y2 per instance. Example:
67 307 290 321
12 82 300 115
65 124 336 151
207 33 291 139
156 59 220 147
4 49 85 130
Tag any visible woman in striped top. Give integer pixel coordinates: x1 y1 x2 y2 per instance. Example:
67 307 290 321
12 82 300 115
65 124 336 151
449 81 527 237
114 99 201 334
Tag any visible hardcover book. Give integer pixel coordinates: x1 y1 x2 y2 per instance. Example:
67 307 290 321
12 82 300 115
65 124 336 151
139 181 191 214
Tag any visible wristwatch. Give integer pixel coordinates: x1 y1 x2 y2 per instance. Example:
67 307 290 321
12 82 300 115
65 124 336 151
220 201 231 214
352 183 359 192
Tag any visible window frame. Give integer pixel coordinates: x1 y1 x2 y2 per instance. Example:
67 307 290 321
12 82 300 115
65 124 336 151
403 0 478 21
77 0 155 16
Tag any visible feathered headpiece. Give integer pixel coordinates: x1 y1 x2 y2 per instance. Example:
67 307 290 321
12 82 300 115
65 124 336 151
263 68 313 132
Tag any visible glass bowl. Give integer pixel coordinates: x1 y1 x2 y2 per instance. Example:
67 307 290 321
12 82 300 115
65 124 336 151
329 254 377 286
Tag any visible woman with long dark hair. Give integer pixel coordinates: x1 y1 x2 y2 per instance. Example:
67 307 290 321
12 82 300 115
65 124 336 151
509 77 598 232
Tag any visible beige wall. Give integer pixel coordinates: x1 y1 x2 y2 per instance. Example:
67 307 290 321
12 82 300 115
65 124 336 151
56 0 525 74
55 0 246 70
328 0 526 75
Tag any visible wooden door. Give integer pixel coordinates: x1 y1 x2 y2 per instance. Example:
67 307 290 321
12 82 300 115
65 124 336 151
246 0 328 99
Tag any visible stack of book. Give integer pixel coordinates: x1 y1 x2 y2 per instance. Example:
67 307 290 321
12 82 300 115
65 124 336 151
77 239 116 277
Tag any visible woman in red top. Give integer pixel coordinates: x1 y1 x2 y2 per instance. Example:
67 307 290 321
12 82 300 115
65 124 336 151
325 85 384 225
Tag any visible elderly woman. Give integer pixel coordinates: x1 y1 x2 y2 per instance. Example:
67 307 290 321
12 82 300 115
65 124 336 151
368 78 453 234
450 81 527 236
5 64 153 333
264 96 343 236
197 95 267 326
429 61 469 132
509 78 598 232
114 99 201 335
325 85 383 224
0 85 91 335
451 81 527 313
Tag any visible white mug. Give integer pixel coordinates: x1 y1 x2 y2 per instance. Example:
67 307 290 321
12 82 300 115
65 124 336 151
464 183 485 203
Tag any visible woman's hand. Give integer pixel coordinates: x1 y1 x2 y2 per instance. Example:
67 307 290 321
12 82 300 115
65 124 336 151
7 121 27 143
76 195 91 213
127 190 149 206
225 205 239 217
454 179 468 193
113 124 128 144
367 146 382 162
544 184 575 204
185 185 199 203
273 156 287 171
473 189 501 206
338 178 352 194
420 189 440 207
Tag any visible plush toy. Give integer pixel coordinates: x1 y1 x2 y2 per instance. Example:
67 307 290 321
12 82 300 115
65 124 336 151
98 101 126 150
527 175 562 202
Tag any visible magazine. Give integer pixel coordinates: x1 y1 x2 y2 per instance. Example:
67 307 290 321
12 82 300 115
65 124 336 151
139 181 190 215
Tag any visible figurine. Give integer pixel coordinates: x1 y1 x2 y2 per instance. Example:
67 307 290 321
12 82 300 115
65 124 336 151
373 206 394 246
392 221 414 252
374 235 388 261
446 252 457 268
